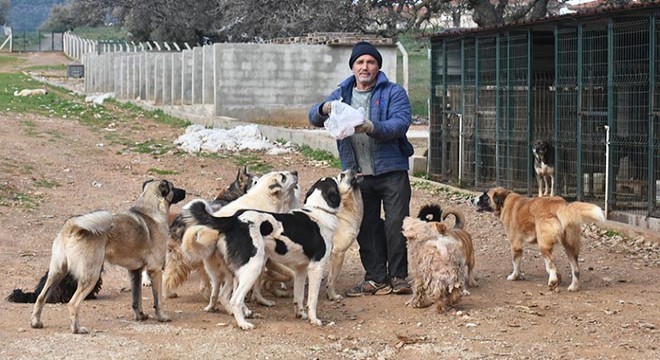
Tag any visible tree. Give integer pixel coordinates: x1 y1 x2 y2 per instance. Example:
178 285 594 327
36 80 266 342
40 0 110 31
0 0 10 26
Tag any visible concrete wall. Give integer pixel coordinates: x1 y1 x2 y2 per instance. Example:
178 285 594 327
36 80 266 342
79 41 399 123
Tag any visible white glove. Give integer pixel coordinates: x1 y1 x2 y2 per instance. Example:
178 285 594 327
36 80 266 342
354 119 374 134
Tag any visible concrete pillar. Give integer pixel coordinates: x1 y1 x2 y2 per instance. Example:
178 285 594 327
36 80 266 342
139 53 147 100
163 53 173 105
145 53 155 101
192 46 203 104
202 44 214 105
171 52 182 105
181 49 193 105
113 54 121 95
154 53 164 105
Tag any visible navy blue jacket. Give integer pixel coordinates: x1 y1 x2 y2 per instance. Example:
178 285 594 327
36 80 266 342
308 72 414 175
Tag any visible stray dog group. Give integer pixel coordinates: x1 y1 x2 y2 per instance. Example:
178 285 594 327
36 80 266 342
182 174 342 329
30 179 186 334
14 88 48 97
474 187 604 291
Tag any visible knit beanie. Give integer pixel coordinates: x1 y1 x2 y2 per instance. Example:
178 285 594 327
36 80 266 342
348 41 382 69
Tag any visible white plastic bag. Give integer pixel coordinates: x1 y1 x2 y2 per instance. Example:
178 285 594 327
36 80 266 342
324 100 365 140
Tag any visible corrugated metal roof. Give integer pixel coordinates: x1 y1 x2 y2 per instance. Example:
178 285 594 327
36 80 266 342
429 1 660 39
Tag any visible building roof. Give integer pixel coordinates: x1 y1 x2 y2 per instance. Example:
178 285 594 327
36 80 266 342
429 0 660 40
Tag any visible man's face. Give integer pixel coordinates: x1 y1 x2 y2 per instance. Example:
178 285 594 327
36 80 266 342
352 54 379 89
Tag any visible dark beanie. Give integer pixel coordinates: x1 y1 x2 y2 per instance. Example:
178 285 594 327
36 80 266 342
348 41 382 69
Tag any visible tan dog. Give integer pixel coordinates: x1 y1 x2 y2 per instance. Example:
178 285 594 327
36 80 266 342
181 170 299 311
14 88 48 96
441 207 477 289
474 187 605 291
325 169 363 300
30 180 186 334
402 216 465 313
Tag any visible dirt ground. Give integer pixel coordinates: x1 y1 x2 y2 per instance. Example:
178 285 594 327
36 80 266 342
0 53 659 360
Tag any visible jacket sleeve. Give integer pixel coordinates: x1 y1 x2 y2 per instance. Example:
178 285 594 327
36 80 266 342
369 84 411 142
308 87 343 128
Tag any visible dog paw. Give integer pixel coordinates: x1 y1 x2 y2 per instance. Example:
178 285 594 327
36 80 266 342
326 292 344 301
507 273 522 281
203 305 217 313
30 319 43 329
309 318 323 326
461 289 471 296
134 312 148 321
255 298 275 307
237 321 255 330
155 313 171 322
73 326 89 334
567 283 580 292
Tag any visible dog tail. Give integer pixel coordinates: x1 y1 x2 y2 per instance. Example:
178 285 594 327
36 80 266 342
163 239 193 294
69 210 114 235
6 288 38 303
441 207 467 230
558 202 605 226
13 90 20 96
417 204 442 222
179 199 237 264
181 199 236 232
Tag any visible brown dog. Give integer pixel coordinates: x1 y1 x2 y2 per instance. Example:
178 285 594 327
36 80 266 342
30 179 186 334
473 187 605 291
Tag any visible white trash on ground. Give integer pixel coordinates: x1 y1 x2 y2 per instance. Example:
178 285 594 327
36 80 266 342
85 93 114 105
174 124 295 155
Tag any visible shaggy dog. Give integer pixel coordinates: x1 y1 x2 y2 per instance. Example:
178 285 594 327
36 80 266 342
474 187 605 291
182 175 341 327
6 271 102 304
402 214 466 313
532 139 555 197
30 179 186 334
14 88 48 97
161 166 258 297
325 169 363 300
180 171 300 309
418 204 477 290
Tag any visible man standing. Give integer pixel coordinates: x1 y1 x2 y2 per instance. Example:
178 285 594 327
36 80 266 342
308 41 413 296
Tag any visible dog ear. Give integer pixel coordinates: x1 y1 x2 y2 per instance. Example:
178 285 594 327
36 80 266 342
492 189 509 210
432 222 447 234
158 180 171 198
268 176 283 196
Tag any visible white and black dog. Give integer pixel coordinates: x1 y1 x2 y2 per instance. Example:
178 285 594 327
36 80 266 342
183 175 341 328
532 139 555 197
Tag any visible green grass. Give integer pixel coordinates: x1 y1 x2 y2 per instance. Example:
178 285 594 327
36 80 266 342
148 168 179 176
26 64 67 72
397 34 431 118
231 153 273 174
34 179 61 188
298 145 342 168
0 54 23 67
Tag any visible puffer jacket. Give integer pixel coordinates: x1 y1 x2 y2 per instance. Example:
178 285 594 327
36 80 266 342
308 72 414 176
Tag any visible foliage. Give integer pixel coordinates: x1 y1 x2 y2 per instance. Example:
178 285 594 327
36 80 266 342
40 0 109 31
298 145 342 169
0 0 10 26
7 0 63 31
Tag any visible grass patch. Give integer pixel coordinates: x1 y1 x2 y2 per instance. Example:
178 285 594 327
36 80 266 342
397 34 430 118
34 179 60 188
26 64 67 72
0 189 39 209
123 139 175 156
298 145 341 168
148 168 179 176
231 153 272 174
0 54 24 68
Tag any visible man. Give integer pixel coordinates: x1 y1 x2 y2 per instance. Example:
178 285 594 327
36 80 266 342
308 41 413 296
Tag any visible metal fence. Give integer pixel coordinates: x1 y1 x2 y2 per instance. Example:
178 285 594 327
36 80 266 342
430 9 660 222
11 31 63 52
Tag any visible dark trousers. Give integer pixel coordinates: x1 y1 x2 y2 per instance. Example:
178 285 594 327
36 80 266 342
357 170 411 284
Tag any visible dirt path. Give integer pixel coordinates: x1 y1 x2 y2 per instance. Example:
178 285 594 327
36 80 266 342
0 53 658 360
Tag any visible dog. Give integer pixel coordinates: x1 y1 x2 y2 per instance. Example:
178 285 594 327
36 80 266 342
161 166 258 297
473 187 605 291
325 169 363 301
183 174 341 327
180 170 300 310
6 271 102 304
418 204 477 290
179 201 283 330
30 179 186 334
402 214 466 313
14 88 48 97
532 139 555 197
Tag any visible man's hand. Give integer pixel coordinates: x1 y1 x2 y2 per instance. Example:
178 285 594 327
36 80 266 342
354 119 374 134
321 102 332 116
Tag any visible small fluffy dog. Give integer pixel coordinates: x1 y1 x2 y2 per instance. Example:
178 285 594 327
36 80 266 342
418 204 477 289
325 169 363 300
183 175 341 327
14 88 48 97
30 179 186 334
6 270 102 304
474 187 605 291
162 166 258 297
532 139 555 197
402 213 466 313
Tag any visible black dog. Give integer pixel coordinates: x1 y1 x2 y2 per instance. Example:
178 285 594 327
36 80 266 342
6 271 102 303
532 139 555 197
